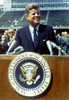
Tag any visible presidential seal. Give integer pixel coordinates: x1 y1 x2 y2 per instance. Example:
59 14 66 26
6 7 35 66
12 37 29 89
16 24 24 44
8 52 51 97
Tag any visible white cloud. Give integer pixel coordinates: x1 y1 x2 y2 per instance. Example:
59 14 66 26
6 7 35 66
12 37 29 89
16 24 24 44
0 0 3 5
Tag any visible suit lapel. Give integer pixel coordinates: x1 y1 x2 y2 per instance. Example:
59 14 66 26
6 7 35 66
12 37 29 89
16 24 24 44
35 24 43 48
25 26 34 47
25 25 45 49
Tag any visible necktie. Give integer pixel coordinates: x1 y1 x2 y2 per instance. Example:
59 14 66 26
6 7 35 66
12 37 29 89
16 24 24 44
34 28 38 48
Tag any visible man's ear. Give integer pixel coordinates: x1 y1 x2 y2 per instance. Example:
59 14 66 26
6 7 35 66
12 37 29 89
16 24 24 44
25 14 29 20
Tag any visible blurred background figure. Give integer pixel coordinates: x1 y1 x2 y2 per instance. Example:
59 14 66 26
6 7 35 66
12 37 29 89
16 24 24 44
66 34 69 55
0 31 8 54
3 30 8 37
1 29 15 54
60 31 68 54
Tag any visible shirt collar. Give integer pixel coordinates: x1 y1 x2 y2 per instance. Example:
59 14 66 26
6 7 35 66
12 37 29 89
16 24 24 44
29 24 39 32
29 25 34 33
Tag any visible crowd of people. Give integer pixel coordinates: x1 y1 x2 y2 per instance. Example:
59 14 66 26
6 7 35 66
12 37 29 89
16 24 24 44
0 3 69 56
0 29 16 54
55 30 69 55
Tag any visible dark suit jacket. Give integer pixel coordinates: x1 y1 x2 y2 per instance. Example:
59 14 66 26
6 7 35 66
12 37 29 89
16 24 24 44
15 24 56 54
1 36 10 54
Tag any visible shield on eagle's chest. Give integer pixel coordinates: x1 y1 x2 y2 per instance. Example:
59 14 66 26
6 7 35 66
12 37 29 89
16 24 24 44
26 73 33 81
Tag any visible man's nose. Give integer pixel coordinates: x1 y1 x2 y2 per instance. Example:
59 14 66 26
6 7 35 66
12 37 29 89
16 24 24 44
35 13 39 16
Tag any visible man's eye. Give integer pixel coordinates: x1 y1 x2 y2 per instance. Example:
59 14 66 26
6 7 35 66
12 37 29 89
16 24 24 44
32 13 35 15
37 12 40 15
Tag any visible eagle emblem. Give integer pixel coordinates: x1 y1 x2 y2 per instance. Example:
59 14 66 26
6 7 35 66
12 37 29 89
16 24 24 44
19 62 40 85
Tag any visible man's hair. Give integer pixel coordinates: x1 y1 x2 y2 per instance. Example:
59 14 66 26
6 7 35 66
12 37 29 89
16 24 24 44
25 3 39 15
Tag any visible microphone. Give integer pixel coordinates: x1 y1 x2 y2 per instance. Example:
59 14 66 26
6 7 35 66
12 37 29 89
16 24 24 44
6 40 18 54
13 46 24 54
46 40 53 55
51 42 61 50
6 46 24 55
51 41 68 56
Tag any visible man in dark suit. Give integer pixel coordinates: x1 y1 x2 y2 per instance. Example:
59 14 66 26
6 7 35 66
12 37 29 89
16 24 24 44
15 3 56 55
1 29 15 54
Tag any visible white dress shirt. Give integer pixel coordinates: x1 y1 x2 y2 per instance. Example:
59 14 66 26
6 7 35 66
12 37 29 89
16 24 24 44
29 25 39 42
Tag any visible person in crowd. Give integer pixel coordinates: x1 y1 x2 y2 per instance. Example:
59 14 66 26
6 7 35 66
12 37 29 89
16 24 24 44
53 29 60 55
60 31 67 54
1 35 6 44
7 29 15 46
1 29 15 54
14 3 56 55
0 30 8 44
66 33 69 55
0 35 6 54
55 33 62 55
6 29 18 54
3 30 8 37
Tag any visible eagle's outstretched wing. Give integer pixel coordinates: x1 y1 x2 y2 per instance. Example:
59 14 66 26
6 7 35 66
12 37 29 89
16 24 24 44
32 66 38 78
20 67 26 78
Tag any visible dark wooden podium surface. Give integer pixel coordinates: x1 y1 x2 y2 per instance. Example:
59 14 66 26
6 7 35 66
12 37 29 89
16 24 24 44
0 55 69 100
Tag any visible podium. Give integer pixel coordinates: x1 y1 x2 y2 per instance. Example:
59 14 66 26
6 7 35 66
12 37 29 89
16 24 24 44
0 55 69 100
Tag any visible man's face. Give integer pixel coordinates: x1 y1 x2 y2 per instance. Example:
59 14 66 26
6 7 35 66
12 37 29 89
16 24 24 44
26 9 41 27
8 29 15 38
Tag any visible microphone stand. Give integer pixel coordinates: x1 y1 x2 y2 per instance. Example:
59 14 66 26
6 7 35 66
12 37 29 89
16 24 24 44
6 46 24 55
51 42 68 56
60 49 68 56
